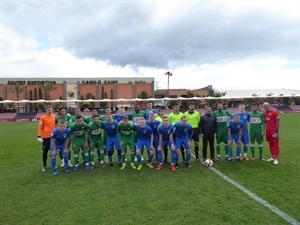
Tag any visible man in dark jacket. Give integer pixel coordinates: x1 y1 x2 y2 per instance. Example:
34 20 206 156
199 105 217 162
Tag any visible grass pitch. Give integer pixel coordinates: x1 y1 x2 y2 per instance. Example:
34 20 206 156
0 114 299 225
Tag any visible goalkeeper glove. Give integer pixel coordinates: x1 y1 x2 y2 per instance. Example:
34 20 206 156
37 136 43 143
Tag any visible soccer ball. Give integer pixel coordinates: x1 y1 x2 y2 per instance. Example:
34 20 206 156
204 159 213 167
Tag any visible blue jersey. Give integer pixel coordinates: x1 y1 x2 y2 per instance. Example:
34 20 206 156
146 120 161 136
174 122 193 140
157 124 175 141
134 125 153 140
51 128 71 145
145 109 158 120
101 121 118 138
114 113 132 122
227 120 244 135
231 112 249 133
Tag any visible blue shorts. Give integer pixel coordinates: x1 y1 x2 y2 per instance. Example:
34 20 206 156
161 140 172 149
137 139 152 151
241 133 249 144
229 134 240 144
50 144 66 152
106 136 121 151
175 138 191 150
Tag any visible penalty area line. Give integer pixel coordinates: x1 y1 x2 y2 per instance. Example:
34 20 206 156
191 154 300 225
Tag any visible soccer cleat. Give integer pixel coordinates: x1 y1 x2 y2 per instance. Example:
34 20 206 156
170 164 176 171
202 158 207 162
211 157 216 162
60 160 65 167
156 164 163 170
146 163 154 169
216 156 221 161
130 163 137 170
85 164 90 171
244 156 249 161
266 157 274 162
273 159 279 165
82 160 86 166
239 155 243 161
65 168 70 173
90 163 95 170
109 162 114 167
251 157 255 160
74 165 79 172
175 163 179 169
236 157 242 162
121 164 126 170
228 158 233 162
185 163 192 168
52 169 58 176
137 165 143 171
42 167 47 172
196 158 200 162
100 162 105 168
68 161 73 167
259 157 265 161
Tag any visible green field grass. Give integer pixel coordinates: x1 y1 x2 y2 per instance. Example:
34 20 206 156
0 114 299 225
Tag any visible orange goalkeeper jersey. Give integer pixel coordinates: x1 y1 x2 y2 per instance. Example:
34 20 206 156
37 114 57 138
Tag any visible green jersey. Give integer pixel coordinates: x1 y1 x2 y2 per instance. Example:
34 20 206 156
86 115 100 124
213 110 230 133
88 121 103 142
71 123 89 140
118 122 134 140
55 114 71 127
248 111 265 133
130 111 145 124
168 112 183 124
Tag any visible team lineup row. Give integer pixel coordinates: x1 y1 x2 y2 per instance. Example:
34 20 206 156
37 101 280 175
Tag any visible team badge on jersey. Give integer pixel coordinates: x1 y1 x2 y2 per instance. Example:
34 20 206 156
111 125 115 129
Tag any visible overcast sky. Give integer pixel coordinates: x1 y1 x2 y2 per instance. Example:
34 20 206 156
1 0 299 91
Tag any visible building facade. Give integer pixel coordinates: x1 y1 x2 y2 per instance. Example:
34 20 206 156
0 77 155 110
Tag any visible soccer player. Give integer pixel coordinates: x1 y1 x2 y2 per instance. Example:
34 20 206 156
130 104 146 161
227 113 244 161
85 108 100 124
157 116 175 170
117 116 136 170
213 102 230 160
101 113 121 166
232 104 250 160
168 102 185 162
55 107 73 167
248 103 265 160
263 102 280 165
70 115 90 171
146 112 161 164
144 102 158 120
134 118 154 171
174 115 194 168
184 102 201 161
114 107 131 122
88 114 105 168
199 105 217 162
37 105 56 172
155 108 170 163
50 121 71 175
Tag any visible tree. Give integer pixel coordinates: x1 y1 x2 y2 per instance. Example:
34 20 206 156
206 86 226 106
40 83 57 100
8 84 25 101
164 71 173 97
86 92 95 108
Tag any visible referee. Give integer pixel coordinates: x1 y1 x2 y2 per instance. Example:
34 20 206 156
184 102 201 161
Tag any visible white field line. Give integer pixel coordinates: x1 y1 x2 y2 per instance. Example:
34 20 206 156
190 154 300 225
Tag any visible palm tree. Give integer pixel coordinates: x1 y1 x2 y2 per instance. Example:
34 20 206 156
9 84 25 101
164 71 173 97
40 83 57 100
8 84 25 112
